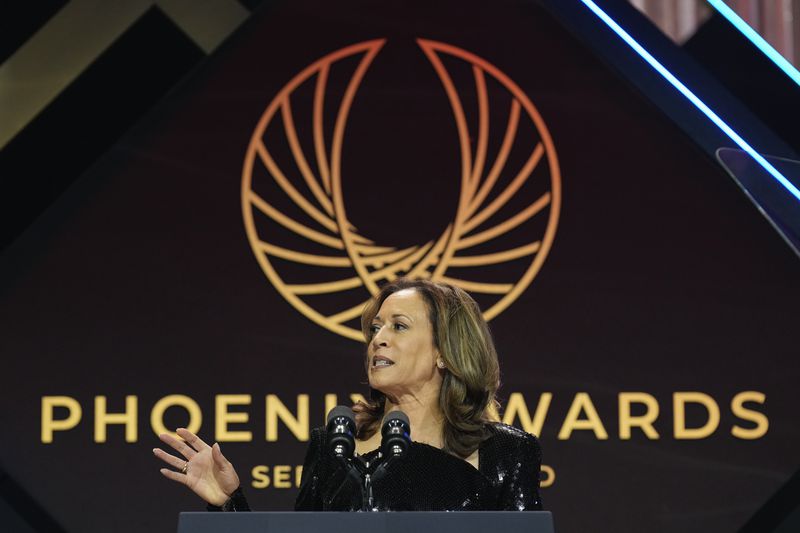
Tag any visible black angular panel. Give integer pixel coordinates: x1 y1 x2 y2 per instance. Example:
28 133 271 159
0 6 205 251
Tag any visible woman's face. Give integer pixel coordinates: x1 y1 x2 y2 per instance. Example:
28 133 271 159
367 288 441 401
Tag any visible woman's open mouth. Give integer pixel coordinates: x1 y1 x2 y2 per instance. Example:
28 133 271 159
372 355 395 368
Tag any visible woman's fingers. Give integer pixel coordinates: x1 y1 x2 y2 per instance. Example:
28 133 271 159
153 447 188 471
176 428 209 452
159 432 197 459
159 467 189 485
211 443 223 462
211 442 230 469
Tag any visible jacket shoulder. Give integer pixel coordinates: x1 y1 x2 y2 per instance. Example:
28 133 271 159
484 423 542 460
485 421 539 440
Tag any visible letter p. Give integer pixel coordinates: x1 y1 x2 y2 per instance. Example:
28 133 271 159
41 396 82 443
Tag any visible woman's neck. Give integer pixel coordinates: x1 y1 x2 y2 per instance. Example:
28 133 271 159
383 393 444 448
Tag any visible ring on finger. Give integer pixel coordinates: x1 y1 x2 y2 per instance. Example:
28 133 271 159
181 462 189 475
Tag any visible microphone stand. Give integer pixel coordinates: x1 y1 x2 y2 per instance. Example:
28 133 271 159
330 455 393 512
327 407 411 511
364 453 394 511
340 448 395 511
329 453 369 510
327 407 369 510
362 417 409 511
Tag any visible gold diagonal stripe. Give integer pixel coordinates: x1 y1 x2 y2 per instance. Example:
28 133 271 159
438 277 513 294
0 0 151 149
157 0 249 54
448 241 541 266
456 193 550 250
0 0 249 149
248 191 343 249
463 142 544 234
257 241 350 266
466 99 521 217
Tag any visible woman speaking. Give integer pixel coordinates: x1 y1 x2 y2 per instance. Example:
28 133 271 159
153 278 542 511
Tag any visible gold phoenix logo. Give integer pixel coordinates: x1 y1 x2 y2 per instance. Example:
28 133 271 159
242 39 561 341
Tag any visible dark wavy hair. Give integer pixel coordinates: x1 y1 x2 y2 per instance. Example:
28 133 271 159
352 278 500 458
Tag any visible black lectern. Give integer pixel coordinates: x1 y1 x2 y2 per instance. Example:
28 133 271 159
177 511 555 533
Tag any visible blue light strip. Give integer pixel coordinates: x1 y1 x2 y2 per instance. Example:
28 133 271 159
706 0 800 87
577 0 800 203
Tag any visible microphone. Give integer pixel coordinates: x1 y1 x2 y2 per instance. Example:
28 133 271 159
364 410 411 510
325 406 367 509
326 405 356 460
381 410 411 459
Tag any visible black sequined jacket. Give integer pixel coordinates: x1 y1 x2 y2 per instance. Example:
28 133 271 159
295 422 543 511
211 422 542 512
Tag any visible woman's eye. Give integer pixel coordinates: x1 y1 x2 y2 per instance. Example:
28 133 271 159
369 324 381 334
393 322 407 331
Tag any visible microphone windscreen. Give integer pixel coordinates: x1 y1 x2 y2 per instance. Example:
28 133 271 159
327 405 356 426
381 410 411 457
382 410 409 427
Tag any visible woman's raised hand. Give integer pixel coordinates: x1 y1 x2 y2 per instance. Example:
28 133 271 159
153 428 241 506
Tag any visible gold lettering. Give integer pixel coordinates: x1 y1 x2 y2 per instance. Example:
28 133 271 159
150 395 202 438
266 394 309 442
540 464 555 488
731 391 768 439
95 395 137 443
215 394 252 442
250 465 305 489
619 392 659 439
273 465 292 488
251 465 270 488
673 392 719 439
41 396 82 443
502 392 551 436
558 393 608 440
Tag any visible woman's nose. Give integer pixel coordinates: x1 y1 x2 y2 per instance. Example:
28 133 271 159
372 325 389 347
